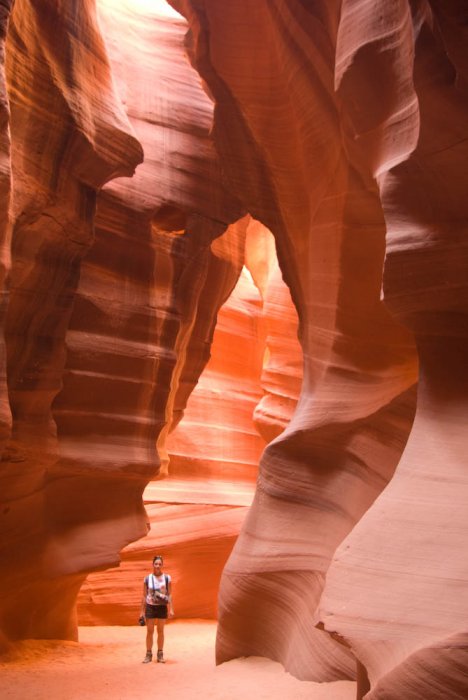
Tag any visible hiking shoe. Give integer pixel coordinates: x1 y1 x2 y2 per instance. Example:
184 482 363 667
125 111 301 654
157 650 165 663
142 651 152 664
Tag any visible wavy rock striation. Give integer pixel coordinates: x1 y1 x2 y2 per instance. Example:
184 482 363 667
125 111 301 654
1 0 142 643
1 0 245 643
78 217 301 623
169 0 419 683
169 0 468 696
1 2 467 697
320 2 468 698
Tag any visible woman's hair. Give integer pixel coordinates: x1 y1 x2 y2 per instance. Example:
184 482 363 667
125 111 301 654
153 555 164 564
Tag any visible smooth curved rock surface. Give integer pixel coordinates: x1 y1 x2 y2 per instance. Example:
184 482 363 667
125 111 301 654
78 503 249 623
169 0 418 682
320 3 468 698
247 220 302 443
1 2 467 698
1 0 244 643
78 217 301 623
1 0 142 642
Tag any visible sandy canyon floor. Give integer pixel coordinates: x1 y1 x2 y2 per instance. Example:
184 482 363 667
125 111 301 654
0 621 356 699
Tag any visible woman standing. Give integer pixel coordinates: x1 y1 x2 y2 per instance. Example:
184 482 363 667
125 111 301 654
140 555 174 663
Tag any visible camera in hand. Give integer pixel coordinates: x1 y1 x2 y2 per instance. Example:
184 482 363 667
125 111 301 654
138 615 145 626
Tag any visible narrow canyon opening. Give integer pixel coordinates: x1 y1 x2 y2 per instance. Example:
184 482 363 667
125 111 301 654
77 218 302 624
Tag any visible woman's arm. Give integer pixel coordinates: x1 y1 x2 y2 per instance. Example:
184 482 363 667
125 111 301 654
168 578 174 617
140 579 147 616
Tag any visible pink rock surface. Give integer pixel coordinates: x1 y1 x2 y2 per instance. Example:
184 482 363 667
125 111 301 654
170 0 417 683
1 2 467 698
1 0 245 642
320 3 468 698
77 241 265 623
78 504 249 623
167 0 468 696
1 0 142 643
247 220 302 442
79 217 301 624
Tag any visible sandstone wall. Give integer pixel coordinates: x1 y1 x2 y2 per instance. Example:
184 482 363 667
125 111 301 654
78 218 301 623
1 2 468 698
169 0 416 684
0 0 245 643
320 3 468 698
1 0 143 643
170 0 468 697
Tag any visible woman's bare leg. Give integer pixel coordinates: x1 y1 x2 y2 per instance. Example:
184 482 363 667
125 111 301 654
146 618 155 653
157 619 165 651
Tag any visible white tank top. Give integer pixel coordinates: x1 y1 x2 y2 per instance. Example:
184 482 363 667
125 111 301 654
145 573 170 606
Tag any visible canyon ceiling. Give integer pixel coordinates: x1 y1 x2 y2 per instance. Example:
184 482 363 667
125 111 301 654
1 1 467 699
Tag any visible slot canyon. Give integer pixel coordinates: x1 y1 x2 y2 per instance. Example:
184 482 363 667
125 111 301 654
1 1 467 699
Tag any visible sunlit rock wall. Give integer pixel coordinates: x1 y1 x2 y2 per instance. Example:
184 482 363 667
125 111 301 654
0 0 143 643
78 259 264 623
168 0 416 684
0 0 247 644
168 0 468 697
78 218 302 623
320 3 468 699
2 1 467 697
247 219 303 443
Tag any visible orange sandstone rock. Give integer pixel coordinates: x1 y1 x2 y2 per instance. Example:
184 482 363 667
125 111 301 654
79 217 301 624
321 3 468 698
170 0 418 684
1 3 467 699
1 0 244 642
1 0 142 641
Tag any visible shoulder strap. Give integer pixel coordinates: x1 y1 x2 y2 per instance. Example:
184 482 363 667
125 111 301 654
165 574 169 590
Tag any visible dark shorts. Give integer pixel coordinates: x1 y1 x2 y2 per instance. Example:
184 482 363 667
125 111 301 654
145 603 168 620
